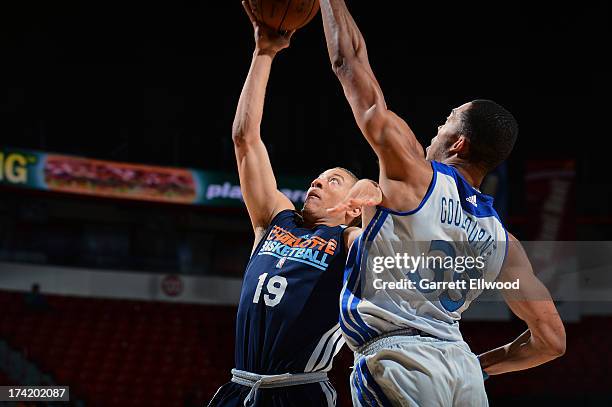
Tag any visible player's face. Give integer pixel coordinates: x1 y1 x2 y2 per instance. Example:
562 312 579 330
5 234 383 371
426 103 470 161
303 168 356 219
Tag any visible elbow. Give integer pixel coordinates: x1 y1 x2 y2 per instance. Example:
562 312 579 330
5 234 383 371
540 336 566 359
549 320 567 358
232 131 253 148
535 322 567 359
231 127 245 147
231 132 244 147
331 54 347 77
331 53 357 78
231 124 256 147
548 334 566 358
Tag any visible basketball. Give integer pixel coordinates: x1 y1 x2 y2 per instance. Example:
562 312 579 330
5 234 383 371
248 0 320 32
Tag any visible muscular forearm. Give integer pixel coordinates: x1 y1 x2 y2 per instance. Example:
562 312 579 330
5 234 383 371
232 50 275 144
319 0 387 134
319 0 367 69
479 329 564 375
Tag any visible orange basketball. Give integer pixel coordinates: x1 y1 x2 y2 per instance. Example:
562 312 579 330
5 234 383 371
248 0 320 32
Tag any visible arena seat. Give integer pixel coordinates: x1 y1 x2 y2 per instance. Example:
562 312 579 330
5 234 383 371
0 370 14 385
0 290 235 406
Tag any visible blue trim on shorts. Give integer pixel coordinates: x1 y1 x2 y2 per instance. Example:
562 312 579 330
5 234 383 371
353 368 369 406
358 363 377 406
359 358 392 407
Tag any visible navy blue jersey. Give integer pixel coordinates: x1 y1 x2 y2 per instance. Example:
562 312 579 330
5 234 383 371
235 210 347 374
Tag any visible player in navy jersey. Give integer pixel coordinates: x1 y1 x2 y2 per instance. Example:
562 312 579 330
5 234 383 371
319 0 566 405
207 3 383 407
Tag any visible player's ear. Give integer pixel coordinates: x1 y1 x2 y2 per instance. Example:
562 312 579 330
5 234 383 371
346 207 362 226
449 135 470 158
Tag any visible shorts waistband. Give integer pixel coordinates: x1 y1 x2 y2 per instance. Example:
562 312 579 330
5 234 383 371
231 369 328 406
355 328 441 357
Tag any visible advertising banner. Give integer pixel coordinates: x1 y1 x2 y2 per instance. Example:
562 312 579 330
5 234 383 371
0 147 308 207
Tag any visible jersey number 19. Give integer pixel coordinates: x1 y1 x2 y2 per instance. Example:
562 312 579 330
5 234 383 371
252 273 288 307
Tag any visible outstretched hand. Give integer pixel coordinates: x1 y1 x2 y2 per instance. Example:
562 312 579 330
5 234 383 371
242 1 295 54
327 179 383 215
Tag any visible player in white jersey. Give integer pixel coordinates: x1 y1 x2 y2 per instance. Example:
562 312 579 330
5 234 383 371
319 1 567 405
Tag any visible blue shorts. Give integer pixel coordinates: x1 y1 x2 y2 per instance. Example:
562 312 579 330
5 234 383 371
208 381 337 407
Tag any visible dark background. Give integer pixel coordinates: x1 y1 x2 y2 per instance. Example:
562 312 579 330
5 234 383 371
0 1 611 406
1 1 608 175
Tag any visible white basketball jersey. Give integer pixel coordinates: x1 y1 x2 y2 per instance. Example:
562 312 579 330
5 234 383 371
340 161 508 349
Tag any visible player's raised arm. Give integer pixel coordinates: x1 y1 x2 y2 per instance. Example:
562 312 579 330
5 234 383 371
478 234 566 375
319 0 430 193
233 2 295 237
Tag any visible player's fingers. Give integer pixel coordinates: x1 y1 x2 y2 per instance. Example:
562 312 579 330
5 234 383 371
242 1 257 25
327 203 347 213
347 198 363 209
326 204 339 213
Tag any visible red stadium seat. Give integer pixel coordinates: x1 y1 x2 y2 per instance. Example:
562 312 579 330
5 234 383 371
4 290 610 406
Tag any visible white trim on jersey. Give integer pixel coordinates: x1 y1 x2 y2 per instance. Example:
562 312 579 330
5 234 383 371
312 330 345 372
320 381 337 406
304 323 344 372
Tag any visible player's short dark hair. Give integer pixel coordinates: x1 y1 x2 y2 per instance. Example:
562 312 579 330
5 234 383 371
459 99 518 171
335 167 359 185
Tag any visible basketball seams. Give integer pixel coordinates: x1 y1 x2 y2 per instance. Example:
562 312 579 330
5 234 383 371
276 0 293 32
256 0 318 32
296 0 318 30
